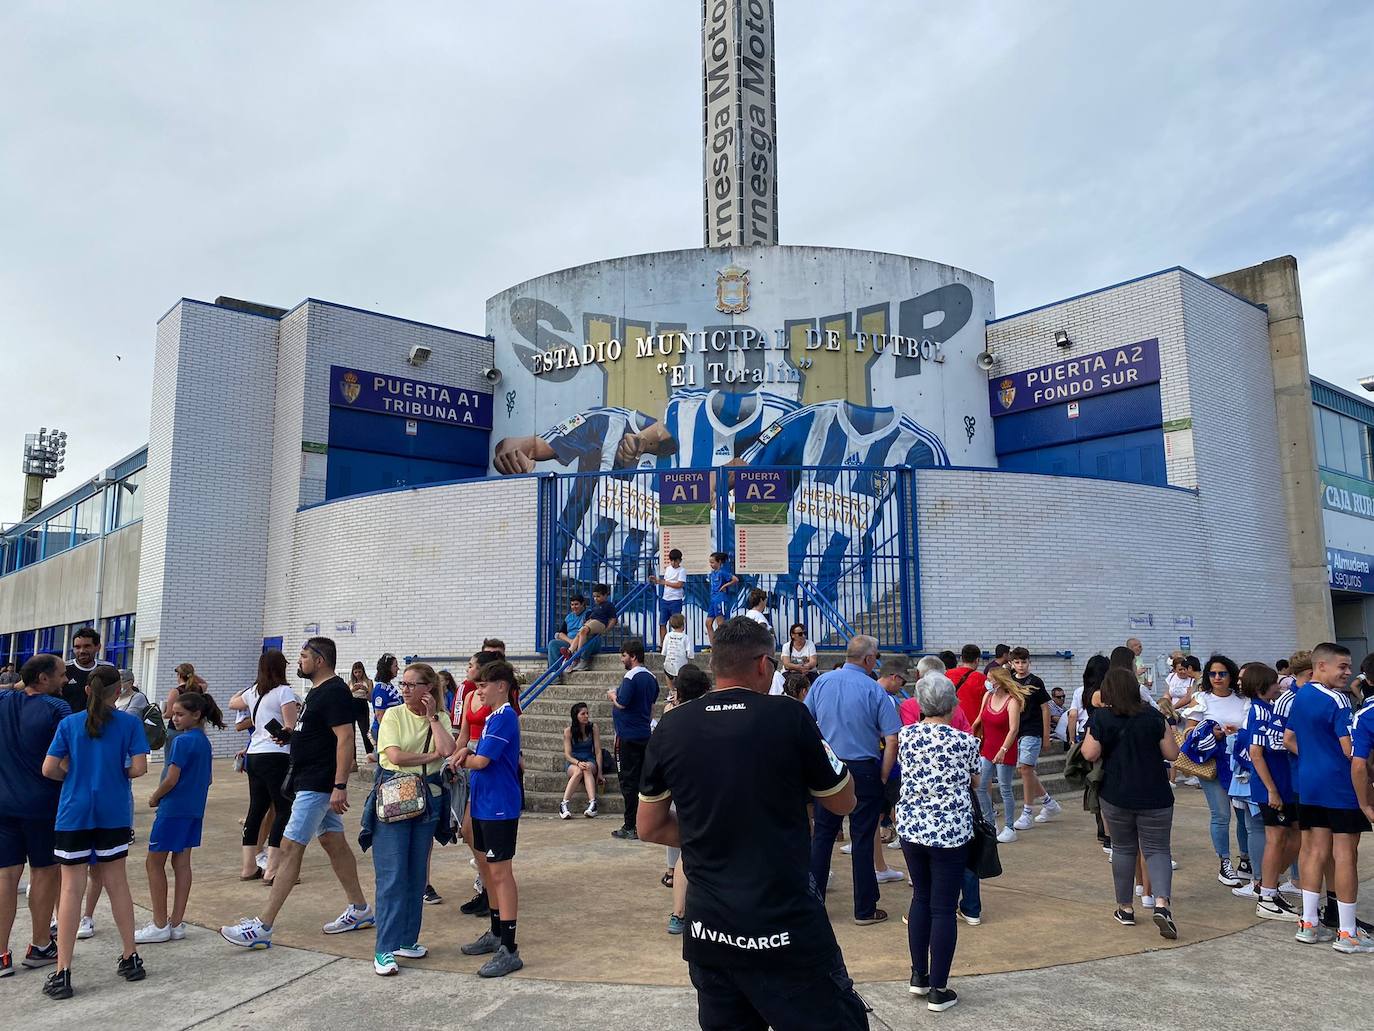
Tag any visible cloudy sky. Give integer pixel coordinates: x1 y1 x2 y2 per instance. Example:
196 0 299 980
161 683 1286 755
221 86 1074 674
2 0 1371 517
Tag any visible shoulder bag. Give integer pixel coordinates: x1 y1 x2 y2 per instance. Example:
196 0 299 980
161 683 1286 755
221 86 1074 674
1172 726 1217 780
965 786 1002 879
375 725 433 823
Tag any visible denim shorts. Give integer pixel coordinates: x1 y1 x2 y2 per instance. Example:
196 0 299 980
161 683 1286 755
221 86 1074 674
283 789 344 844
659 598 684 622
1016 736 1042 767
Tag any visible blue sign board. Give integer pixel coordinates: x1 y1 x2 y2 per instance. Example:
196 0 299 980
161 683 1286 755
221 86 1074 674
330 365 493 430
1179 635 1191 651
659 470 710 504
735 468 794 504
989 338 1162 417
1328 546 1374 595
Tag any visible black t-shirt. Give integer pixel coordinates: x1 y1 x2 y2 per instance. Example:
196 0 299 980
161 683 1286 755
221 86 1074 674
1015 673 1048 738
639 688 849 970
63 662 111 714
1089 708 1172 810
289 676 354 793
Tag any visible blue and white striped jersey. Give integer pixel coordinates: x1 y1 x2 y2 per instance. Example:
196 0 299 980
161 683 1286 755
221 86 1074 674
538 407 659 473
741 400 949 472
659 389 799 468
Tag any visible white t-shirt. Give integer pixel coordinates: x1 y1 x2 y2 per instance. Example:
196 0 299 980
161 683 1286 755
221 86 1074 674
783 640 817 666
1165 673 1193 703
770 670 785 695
1187 690 1249 730
659 564 686 601
662 629 694 677
744 609 770 627
246 685 299 755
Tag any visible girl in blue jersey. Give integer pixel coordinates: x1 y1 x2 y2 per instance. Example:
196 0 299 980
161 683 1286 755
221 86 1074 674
41 666 150 1000
705 552 738 646
136 691 225 945
1240 664 1301 920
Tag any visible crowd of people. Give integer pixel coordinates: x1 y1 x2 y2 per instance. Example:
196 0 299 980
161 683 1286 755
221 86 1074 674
3 598 1373 1026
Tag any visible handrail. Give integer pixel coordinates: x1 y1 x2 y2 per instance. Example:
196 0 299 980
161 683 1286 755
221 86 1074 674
800 581 857 644
519 581 653 710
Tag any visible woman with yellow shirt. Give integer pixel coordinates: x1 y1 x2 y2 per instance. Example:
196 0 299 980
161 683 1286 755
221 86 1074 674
370 662 456 976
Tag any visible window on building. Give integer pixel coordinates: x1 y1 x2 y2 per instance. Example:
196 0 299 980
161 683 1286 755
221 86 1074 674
73 491 104 547
114 469 144 527
14 630 36 669
43 507 74 559
36 625 63 657
103 614 136 671
0 633 11 668
1316 406 1374 480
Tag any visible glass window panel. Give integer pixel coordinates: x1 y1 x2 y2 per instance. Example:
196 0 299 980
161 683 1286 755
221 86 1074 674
1313 408 1326 467
115 469 144 527
73 493 102 546
43 508 73 558
1321 409 1347 473
1340 416 1367 480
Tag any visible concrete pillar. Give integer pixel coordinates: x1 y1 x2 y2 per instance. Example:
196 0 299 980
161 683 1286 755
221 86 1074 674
1210 256 1334 646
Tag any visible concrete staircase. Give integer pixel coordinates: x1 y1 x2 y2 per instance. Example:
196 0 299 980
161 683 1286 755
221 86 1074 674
514 653 1076 816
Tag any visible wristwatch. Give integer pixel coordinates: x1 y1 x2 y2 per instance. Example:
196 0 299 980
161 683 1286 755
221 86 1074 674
333 782 347 790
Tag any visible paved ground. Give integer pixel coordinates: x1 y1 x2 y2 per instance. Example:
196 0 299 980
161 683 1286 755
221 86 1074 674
4 762 1372 1027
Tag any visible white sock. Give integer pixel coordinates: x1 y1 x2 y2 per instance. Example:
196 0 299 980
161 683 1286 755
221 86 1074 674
1021 804 1032 813
1041 793 1053 805
1338 901 1358 936
1302 889 1321 925
1260 886 1277 900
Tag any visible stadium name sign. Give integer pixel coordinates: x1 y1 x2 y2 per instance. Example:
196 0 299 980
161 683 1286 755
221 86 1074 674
528 327 946 382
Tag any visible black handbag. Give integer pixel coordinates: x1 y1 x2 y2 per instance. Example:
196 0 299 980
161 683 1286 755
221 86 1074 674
601 747 617 774
965 787 1003 879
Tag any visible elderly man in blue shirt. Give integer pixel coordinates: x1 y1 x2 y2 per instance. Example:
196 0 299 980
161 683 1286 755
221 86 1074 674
806 634 901 924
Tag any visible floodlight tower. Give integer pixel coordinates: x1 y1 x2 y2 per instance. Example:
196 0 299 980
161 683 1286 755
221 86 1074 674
21 427 67 518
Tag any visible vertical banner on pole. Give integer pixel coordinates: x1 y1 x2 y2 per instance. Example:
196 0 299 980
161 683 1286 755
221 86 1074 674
734 469 791 573
659 471 713 574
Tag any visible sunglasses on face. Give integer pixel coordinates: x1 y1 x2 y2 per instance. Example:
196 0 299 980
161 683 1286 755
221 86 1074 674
1208 670 1229 678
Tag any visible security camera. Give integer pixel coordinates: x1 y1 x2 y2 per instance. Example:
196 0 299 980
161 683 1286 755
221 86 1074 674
482 367 503 385
407 345 432 366
975 351 996 372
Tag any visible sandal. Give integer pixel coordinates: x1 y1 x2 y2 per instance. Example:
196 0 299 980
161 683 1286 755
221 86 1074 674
239 869 263 881
660 871 674 889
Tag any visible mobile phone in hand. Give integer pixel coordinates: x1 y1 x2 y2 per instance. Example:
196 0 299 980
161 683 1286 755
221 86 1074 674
265 718 288 741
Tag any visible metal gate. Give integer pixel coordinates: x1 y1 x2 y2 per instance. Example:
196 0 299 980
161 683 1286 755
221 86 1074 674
533 465 920 656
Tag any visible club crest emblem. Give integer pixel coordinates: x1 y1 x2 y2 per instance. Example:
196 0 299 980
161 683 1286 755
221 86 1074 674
715 264 750 315
998 378 1016 410
340 370 361 404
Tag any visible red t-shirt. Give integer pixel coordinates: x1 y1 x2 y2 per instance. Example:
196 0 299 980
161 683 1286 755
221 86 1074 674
899 697 972 733
951 667 988 726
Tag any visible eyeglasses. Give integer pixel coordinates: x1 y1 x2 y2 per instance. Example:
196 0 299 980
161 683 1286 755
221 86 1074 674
400 681 426 690
1207 670 1229 678
760 654 780 671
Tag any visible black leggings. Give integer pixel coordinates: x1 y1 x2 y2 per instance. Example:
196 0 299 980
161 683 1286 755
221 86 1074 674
353 696 374 754
243 752 293 848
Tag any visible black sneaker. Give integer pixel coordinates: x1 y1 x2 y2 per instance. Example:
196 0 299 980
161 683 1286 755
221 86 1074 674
1153 907 1178 939
610 826 638 840
908 970 930 996
422 884 443 905
22 938 58 968
1321 900 1339 929
116 952 146 982
927 987 959 1012
1237 855 1252 877
460 890 490 917
1113 908 1136 926
42 968 73 1000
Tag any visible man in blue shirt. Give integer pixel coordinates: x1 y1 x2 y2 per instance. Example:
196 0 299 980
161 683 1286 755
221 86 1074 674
609 638 660 841
1284 642 1373 952
0 654 72 973
805 634 901 924
546 595 588 668
565 584 618 673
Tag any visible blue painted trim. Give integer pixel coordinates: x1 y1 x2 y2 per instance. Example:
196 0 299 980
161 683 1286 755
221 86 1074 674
1312 377 1374 427
903 467 923 651
281 298 491 341
986 265 1267 325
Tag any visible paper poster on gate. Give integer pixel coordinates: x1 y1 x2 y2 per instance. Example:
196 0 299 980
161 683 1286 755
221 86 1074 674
734 469 791 574
659 471 712 573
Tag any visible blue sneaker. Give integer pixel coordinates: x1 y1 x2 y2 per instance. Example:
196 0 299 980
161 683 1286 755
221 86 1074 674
374 952 398 975
220 918 272 949
323 904 375 935
667 914 685 935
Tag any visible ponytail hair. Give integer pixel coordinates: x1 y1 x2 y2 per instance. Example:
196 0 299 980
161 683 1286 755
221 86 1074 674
175 661 196 684
174 689 226 730
85 666 122 738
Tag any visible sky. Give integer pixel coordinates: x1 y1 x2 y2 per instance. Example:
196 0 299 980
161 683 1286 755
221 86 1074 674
2 0 1372 519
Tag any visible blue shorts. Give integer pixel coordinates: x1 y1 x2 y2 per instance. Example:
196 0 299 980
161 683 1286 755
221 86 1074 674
1017 736 1042 767
708 598 731 619
0 815 57 868
148 814 202 854
283 789 345 844
659 598 684 622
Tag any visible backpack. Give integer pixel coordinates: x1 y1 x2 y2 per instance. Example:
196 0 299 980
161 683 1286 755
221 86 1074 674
140 703 167 750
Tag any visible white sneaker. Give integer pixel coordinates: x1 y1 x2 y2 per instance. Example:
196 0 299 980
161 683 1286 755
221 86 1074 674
374 951 398 975
255 850 268 871
1012 810 1034 831
1278 879 1300 896
1184 776 1200 786
220 917 272 949
1141 895 1156 909
1034 797 1063 822
169 923 187 940
1171 859 1180 871
134 922 172 944
885 838 903 850
840 842 853 855
393 943 428 958
323 903 376 934
77 916 95 940
957 910 982 926
1134 885 1144 896
1232 882 1260 899
875 868 906 883
996 826 1018 844
584 801 598 818
559 800 572 820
